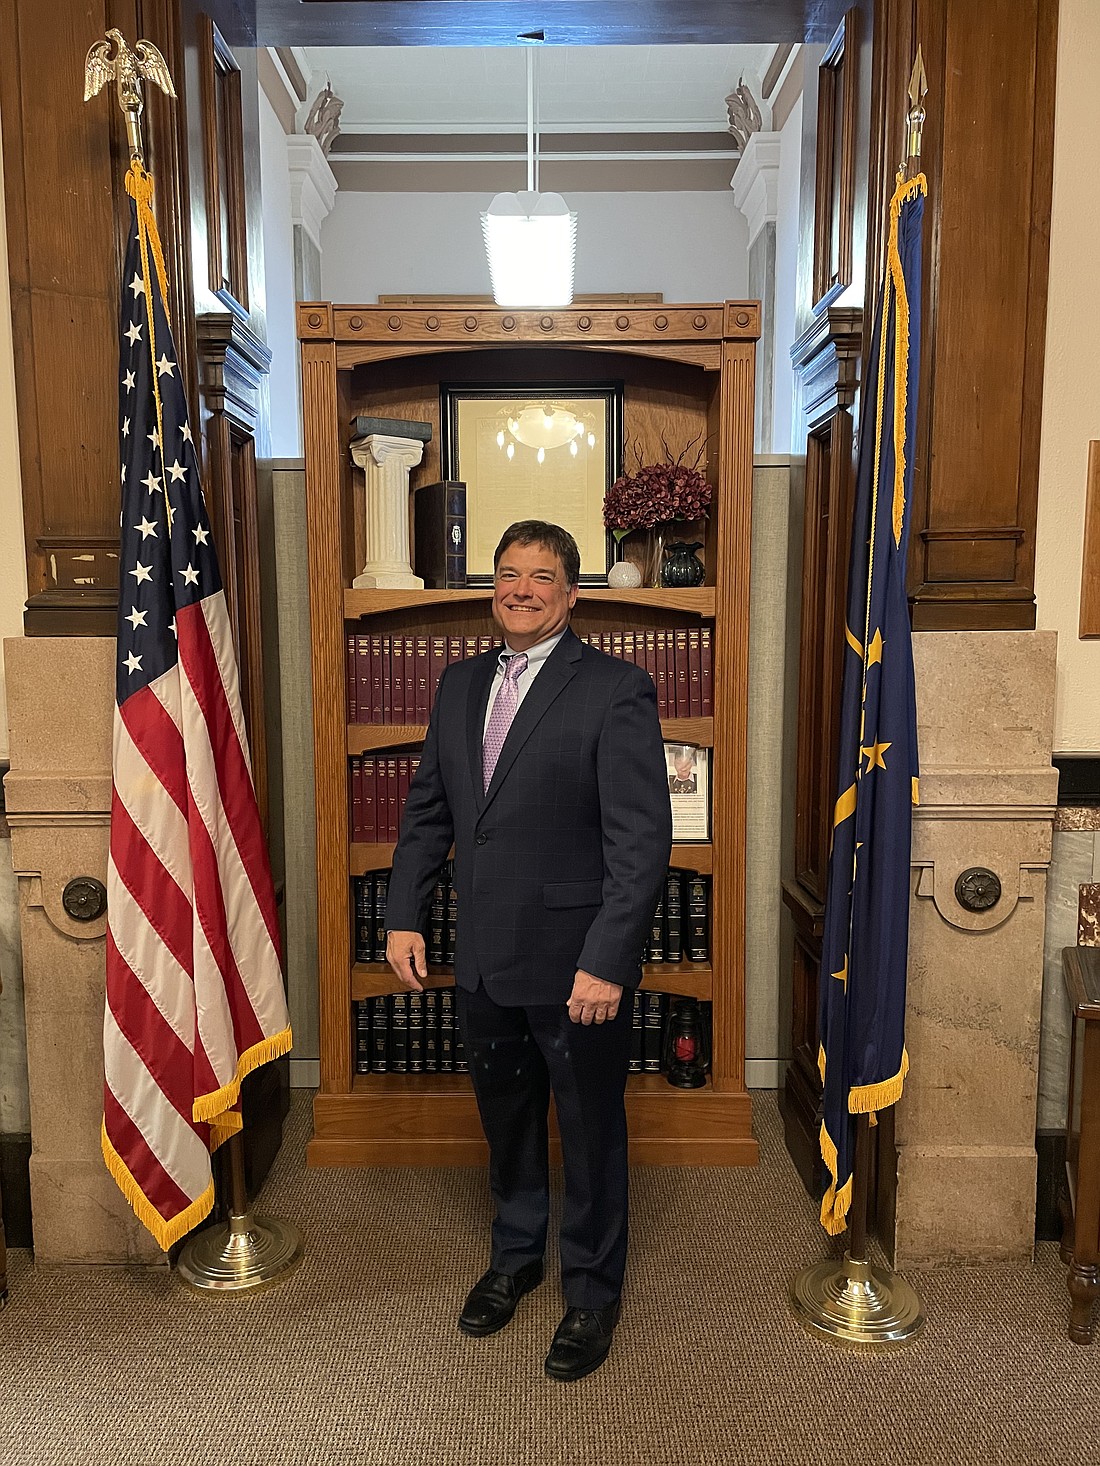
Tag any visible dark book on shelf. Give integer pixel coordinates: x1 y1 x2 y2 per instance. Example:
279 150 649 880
390 993 409 1072
686 875 709 961
370 995 389 1073
642 991 667 1073
373 872 389 956
428 874 447 964
355 1000 372 1074
439 989 455 1073
352 414 432 443
454 1008 469 1073
414 480 467 588
407 992 425 1074
354 874 375 963
424 990 439 1073
665 869 683 963
648 890 665 963
630 989 644 1073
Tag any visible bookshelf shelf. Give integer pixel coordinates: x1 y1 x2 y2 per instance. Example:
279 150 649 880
351 960 714 1003
345 586 716 620
348 716 715 755
302 300 758 1169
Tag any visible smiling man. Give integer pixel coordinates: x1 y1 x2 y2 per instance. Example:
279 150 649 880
385 519 672 1382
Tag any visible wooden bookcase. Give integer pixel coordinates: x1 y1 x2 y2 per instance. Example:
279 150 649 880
298 301 760 1166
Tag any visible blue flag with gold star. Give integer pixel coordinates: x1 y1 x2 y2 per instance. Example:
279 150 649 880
817 171 926 1235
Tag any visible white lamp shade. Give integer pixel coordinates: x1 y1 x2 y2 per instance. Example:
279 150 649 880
481 190 577 309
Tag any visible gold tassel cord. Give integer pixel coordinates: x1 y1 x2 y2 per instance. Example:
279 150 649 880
887 172 928 547
124 163 172 521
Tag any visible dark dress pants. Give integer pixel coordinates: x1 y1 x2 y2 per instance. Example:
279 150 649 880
456 980 632 1310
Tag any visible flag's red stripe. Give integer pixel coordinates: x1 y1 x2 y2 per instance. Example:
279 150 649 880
109 791 194 979
105 930 200 1127
187 783 267 1061
177 601 280 954
120 684 188 816
103 1087 196 1222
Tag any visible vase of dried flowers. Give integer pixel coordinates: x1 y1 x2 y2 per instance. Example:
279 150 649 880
603 445 713 589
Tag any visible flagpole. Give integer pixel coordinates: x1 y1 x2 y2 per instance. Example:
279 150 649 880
87 29 302 1291
789 49 929 1350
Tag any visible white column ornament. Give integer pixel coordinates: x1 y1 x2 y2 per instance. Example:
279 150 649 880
350 434 425 589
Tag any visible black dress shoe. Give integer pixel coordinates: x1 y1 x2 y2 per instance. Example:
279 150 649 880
544 1300 622 1381
458 1259 544 1337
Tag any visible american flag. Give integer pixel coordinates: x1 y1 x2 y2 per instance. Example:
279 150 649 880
101 165 291 1250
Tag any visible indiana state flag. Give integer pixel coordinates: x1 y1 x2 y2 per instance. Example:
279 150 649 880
818 170 927 1235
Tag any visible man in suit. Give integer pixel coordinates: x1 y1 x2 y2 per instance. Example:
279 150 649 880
386 520 672 1382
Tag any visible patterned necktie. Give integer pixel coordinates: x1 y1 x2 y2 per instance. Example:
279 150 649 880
482 652 528 791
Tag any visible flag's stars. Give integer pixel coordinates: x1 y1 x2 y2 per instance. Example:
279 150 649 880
123 370 136 392
125 608 148 630
168 617 177 638
147 428 160 450
180 563 200 586
166 502 175 532
193 524 210 546
831 955 848 989
181 422 193 444
124 651 143 674
862 739 892 771
867 629 884 667
130 561 152 585
121 417 130 438
142 471 162 496
129 273 146 298
134 517 158 540
167 460 187 483
120 466 126 486
156 354 176 379
125 320 142 346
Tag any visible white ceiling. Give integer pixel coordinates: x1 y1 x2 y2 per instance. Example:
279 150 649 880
300 44 777 134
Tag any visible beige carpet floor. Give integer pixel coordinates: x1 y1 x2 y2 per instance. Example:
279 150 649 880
1 1090 1098 1466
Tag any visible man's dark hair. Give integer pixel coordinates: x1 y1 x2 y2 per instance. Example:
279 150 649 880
493 520 581 588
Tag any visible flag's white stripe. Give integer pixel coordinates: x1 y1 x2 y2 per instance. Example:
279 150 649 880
106 859 195 1050
104 1005 211 1199
178 654 288 1048
192 911 241 1091
149 663 184 735
201 591 252 775
112 709 192 894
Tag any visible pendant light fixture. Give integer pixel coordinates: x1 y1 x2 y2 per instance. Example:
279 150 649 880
481 41 577 309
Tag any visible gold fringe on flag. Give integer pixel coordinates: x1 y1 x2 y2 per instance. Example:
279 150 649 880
101 1121 216 1252
191 1025 294 1128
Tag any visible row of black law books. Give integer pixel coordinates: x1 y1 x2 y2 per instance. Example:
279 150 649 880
344 626 714 726
353 867 712 967
354 989 712 1077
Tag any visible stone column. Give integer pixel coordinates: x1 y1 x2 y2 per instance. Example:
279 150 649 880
4 637 161 1264
893 631 1058 1266
731 132 781 453
286 134 336 302
350 435 425 590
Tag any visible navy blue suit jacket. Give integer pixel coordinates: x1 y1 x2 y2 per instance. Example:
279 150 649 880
385 626 673 1005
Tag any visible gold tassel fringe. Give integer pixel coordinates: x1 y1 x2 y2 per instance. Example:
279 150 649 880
192 1025 294 1127
101 1121 215 1253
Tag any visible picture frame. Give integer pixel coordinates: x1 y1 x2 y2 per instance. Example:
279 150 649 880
664 742 712 842
440 383 623 584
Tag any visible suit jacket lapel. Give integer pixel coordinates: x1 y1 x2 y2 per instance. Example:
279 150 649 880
481 630 581 813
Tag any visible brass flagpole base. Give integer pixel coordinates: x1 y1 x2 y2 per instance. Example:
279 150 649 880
790 1252 925 1349
177 1208 304 1294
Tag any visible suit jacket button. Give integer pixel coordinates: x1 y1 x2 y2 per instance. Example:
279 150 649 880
476 833 487 845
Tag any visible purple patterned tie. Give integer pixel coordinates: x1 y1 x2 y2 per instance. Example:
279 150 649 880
483 652 528 791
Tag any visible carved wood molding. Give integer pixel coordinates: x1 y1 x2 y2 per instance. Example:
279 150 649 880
791 306 863 427
197 310 273 427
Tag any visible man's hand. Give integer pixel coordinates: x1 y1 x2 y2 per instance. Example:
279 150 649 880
567 969 623 1025
386 930 427 993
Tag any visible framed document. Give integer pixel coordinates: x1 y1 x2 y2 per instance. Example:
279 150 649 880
665 743 712 842
441 384 622 584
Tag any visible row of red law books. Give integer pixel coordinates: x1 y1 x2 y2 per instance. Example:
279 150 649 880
349 755 421 844
345 626 714 725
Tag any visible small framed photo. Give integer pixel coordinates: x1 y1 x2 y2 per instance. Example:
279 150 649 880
440 383 623 584
664 743 711 841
